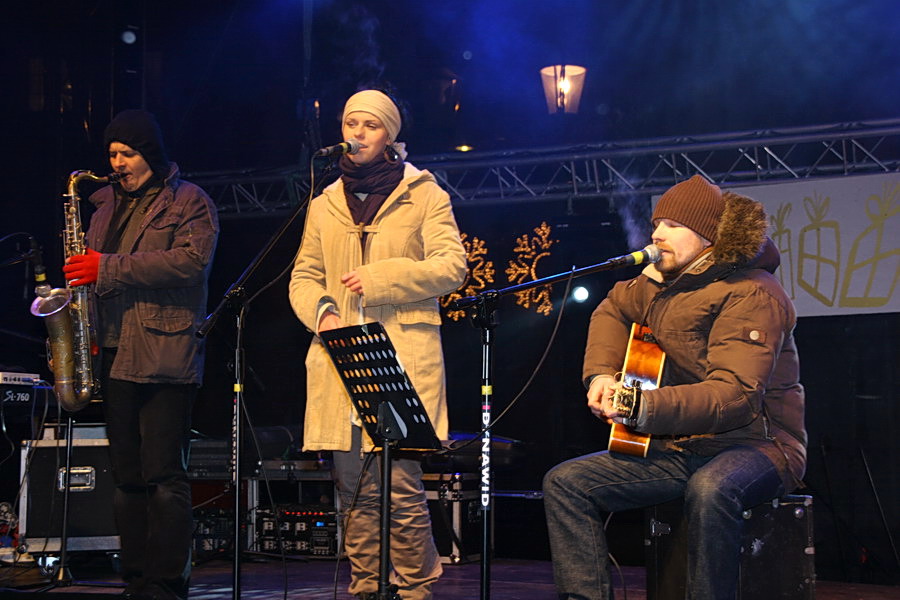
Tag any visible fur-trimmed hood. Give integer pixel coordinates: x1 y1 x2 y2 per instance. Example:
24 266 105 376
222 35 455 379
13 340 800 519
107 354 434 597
712 191 775 271
643 190 779 286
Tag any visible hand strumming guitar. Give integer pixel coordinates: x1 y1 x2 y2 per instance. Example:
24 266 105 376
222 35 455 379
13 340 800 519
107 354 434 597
587 374 626 424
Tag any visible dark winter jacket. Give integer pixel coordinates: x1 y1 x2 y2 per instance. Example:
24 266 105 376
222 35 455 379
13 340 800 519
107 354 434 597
86 163 219 384
583 192 807 489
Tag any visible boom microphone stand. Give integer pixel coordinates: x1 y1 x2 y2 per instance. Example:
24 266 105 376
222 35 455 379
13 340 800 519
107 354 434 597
450 246 659 600
196 162 337 600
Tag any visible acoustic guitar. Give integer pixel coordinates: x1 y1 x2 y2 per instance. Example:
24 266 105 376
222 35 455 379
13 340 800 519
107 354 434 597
607 323 666 457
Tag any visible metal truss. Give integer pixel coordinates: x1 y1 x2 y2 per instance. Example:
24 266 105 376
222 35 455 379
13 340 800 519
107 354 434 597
187 118 900 217
185 169 318 218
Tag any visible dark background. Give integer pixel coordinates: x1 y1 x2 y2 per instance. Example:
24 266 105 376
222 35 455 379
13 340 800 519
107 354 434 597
1 0 898 585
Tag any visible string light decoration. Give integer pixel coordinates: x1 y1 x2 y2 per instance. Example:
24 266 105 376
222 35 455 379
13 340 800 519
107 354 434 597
505 222 557 315
440 232 496 322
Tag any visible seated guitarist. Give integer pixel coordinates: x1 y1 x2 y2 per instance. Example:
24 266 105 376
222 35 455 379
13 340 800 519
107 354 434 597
543 175 807 600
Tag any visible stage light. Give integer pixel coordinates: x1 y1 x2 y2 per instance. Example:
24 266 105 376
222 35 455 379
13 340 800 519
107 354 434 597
572 286 590 303
120 28 138 45
540 65 586 114
455 144 474 152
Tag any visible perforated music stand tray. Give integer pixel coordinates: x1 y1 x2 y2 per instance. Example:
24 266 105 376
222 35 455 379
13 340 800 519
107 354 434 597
319 321 441 452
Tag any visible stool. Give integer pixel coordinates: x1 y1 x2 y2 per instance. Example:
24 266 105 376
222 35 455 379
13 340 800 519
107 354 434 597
644 494 815 599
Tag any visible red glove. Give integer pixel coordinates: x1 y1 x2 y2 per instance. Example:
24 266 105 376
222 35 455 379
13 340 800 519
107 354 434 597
63 248 103 286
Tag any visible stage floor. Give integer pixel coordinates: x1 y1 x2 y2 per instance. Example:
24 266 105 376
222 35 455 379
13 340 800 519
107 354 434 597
1 555 898 599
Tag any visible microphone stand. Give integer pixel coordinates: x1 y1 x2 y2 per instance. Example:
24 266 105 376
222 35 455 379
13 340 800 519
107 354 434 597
41 414 76 588
375 404 404 600
16 239 73 587
196 160 337 600
451 251 656 600
31 415 77 593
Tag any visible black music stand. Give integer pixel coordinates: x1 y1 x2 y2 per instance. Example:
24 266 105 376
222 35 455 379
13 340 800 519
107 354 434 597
319 321 441 600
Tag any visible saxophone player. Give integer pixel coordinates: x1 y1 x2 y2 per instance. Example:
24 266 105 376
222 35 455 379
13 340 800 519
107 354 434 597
62 110 219 600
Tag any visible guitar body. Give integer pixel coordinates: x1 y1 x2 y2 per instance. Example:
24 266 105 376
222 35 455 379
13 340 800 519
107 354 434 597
607 323 666 457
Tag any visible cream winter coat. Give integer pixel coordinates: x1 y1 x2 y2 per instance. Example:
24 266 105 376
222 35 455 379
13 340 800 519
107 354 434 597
289 163 467 452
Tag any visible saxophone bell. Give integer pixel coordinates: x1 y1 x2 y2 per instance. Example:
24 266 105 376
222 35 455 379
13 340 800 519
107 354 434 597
30 289 92 412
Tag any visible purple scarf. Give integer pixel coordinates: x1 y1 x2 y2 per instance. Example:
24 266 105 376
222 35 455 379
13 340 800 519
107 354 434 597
339 153 405 226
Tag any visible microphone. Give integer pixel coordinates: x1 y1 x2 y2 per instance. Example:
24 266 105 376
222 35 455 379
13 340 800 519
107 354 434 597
448 244 660 311
313 139 362 157
604 244 661 268
28 237 52 298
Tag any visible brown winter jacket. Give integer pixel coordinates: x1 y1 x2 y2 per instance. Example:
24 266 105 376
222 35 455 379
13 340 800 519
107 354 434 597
583 192 807 489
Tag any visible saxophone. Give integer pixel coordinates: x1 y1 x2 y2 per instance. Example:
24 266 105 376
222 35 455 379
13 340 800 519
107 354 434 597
30 170 122 412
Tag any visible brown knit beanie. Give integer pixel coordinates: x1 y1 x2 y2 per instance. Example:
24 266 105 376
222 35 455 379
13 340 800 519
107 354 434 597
652 175 724 243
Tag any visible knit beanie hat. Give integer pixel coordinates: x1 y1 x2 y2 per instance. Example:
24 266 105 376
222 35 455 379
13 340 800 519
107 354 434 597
651 175 724 243
342 90 402 143
104 109 170 176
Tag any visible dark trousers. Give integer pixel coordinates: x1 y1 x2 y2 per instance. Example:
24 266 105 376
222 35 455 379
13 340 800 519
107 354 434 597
101 350 195 599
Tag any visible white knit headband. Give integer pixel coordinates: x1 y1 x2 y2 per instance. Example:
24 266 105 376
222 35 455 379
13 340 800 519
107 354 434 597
341 90 402 143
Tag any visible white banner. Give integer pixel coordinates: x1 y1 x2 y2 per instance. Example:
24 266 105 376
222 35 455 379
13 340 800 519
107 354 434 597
732 174 900 317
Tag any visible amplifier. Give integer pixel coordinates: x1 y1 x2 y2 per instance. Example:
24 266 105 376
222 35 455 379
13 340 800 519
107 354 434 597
254 504 339 557
193 507 237 560
645 494 815 600
1 372 41 407
189 480 251 557
187 438 260 480
0 372 40 386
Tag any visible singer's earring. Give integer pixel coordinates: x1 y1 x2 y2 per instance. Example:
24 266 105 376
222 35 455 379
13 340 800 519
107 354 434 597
383 143 400 164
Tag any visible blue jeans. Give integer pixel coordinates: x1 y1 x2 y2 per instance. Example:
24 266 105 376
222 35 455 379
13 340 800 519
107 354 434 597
542 446 784 600
102 349 195 600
